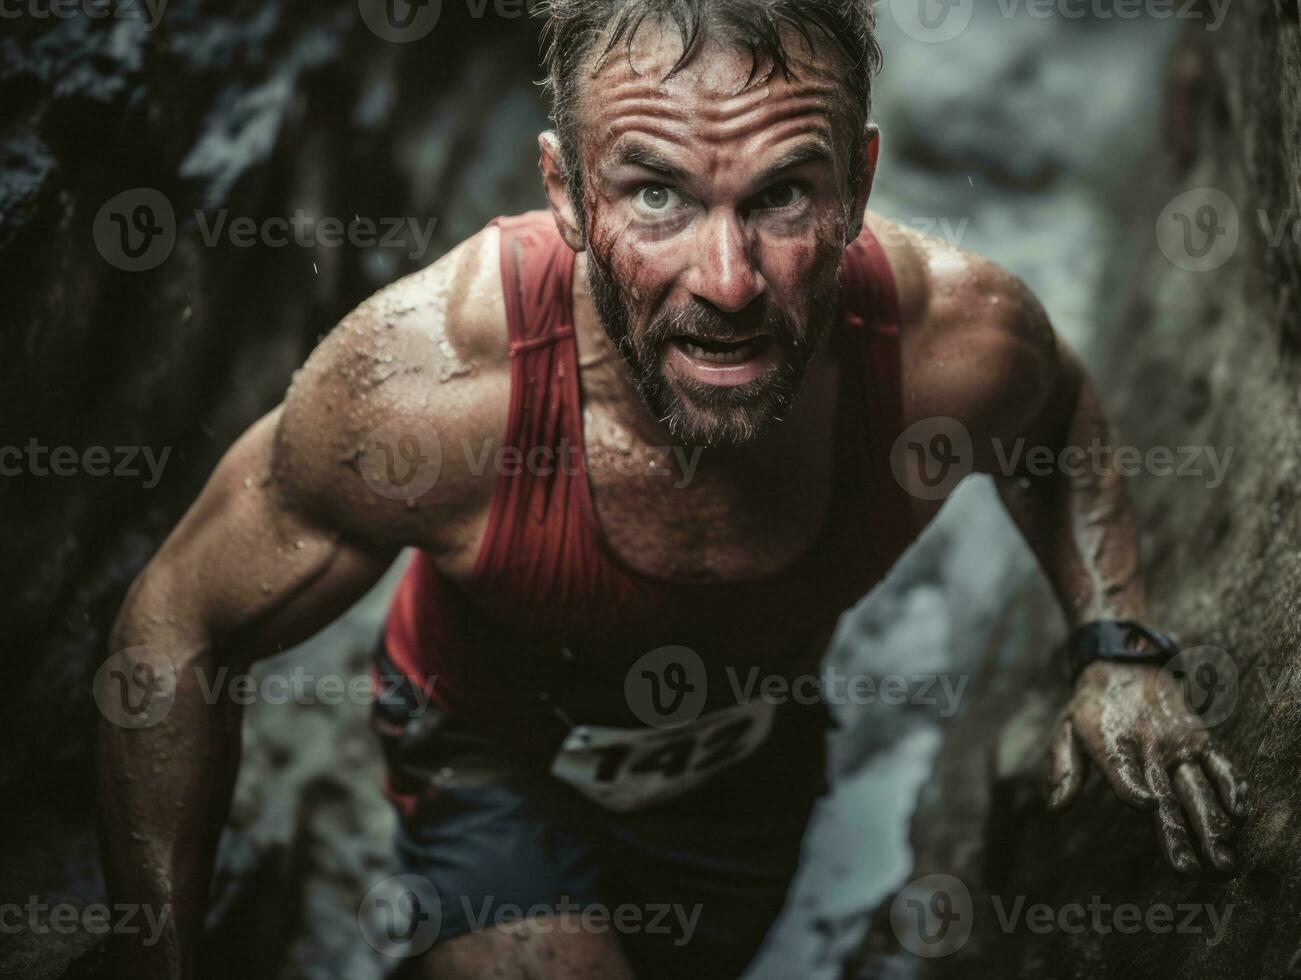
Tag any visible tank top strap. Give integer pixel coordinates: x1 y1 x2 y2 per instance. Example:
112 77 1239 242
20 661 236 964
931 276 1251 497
472 213 588 592
835 224 920 558
489 212 577 352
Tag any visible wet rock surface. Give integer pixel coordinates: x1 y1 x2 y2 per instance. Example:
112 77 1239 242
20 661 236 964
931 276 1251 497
846 5 1301 979
2 4 543 976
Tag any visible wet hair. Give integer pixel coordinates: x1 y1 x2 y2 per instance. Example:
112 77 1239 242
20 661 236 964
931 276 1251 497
537 0 882 226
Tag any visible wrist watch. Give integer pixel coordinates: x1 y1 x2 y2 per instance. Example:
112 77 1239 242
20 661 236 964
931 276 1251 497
1067 619 1180 682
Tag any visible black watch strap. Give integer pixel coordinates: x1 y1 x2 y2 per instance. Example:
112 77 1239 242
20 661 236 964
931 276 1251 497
1068 619 1180 681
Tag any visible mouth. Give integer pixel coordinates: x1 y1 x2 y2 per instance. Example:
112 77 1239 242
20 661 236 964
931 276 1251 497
665 333 779 387
672 334 773 363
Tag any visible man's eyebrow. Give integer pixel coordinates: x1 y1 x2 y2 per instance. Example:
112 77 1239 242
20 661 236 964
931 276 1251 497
609 142 684 180
753 142 834 186
604 138 833 185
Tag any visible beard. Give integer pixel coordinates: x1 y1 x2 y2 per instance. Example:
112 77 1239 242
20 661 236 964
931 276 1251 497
585 255 842 448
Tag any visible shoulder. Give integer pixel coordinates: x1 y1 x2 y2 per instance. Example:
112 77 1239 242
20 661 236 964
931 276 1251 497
866 212 1078 463
272 224 512 552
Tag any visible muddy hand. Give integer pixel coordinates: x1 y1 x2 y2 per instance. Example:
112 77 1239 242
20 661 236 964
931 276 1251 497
1046 661 1248 875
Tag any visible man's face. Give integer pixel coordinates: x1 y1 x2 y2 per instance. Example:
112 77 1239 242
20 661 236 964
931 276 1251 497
571 28 865 447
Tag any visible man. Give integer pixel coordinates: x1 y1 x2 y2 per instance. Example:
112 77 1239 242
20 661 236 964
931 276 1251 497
99 1 1248 977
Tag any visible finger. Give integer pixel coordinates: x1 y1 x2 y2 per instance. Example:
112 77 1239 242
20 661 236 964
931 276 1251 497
1048 718 1086 811
1203 749 1249 821
1172 762 1236 873
1146 759 1201 875
1100 741 1156 811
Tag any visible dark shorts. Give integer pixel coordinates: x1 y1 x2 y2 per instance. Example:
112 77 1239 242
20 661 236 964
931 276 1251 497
371 642 833 979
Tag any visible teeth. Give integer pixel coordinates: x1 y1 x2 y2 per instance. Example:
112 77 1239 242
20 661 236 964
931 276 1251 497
683 340 755 365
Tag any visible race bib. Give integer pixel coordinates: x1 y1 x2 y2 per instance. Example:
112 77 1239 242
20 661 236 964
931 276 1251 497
549 700 777 812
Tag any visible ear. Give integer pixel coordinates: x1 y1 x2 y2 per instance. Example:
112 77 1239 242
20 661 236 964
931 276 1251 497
538 131 586 253
847 123 880 242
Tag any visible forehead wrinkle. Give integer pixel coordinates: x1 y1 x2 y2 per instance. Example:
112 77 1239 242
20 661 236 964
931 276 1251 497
695 98 837 147
692 77 843 121
592 82 841 156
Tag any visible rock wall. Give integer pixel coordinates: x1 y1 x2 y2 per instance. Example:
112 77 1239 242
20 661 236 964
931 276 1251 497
1 5 547 976
847 3 1301 978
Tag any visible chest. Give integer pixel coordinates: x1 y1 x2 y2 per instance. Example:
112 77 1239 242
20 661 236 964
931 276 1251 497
580 403 838 584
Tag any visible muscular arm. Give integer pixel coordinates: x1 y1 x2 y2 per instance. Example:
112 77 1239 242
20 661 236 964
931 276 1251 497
891 224 1247 876
99 409 396 978
98 228 508 978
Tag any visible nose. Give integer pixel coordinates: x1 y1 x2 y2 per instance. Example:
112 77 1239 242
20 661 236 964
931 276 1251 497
683 210 765 314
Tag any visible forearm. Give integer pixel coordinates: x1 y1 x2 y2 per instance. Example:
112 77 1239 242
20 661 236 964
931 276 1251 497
997 372 1148 629
98 595 244 979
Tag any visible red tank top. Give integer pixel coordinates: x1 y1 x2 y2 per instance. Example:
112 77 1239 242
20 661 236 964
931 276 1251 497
384 211 919 748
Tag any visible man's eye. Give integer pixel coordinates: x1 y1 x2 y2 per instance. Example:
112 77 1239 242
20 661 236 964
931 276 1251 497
636 185 680 212
756 183 806 210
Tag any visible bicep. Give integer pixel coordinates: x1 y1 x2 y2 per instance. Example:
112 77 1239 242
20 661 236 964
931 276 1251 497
915 266 1074 475
118 409 396 666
